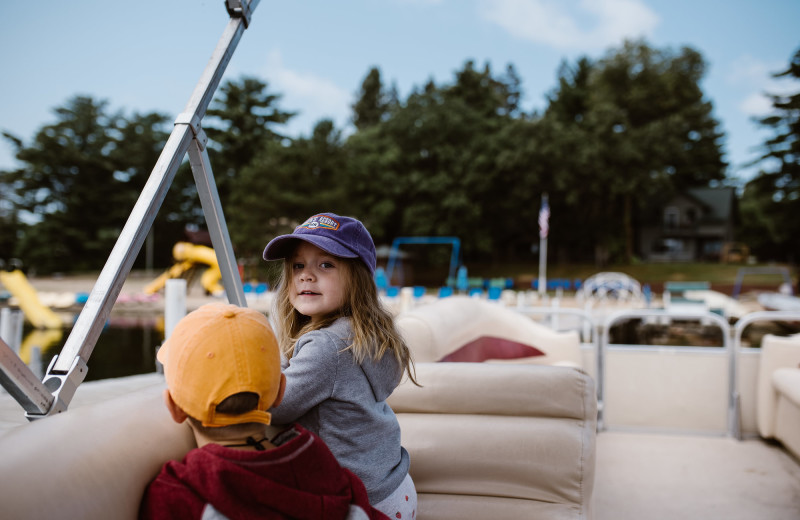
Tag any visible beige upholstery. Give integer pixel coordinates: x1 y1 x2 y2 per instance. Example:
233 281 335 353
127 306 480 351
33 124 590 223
0 298 595 519
772 368 800 460
0 385 194 520
756 333 800 460
0 367 596 520
397 296 583 367
389 363 597 519
756 333 800 439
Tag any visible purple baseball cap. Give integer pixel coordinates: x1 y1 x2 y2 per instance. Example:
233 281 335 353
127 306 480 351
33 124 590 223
262 213 377 274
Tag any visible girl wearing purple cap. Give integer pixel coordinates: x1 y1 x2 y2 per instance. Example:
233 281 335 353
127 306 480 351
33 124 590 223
263 213 418 519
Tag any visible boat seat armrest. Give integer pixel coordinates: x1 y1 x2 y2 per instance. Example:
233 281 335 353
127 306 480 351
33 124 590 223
773 368 800 406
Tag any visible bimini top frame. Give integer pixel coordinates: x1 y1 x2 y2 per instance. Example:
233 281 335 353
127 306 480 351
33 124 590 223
0 0 260 419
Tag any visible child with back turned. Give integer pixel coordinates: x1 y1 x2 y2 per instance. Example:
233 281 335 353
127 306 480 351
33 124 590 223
139 302 388 520
263 212 418 520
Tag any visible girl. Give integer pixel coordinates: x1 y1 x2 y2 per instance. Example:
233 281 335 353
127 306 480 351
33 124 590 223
263 212 418 519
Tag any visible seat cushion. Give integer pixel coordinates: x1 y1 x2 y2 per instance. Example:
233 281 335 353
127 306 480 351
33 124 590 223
772 368 800 406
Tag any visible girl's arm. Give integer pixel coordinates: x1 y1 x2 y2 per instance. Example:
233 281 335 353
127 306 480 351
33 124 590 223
269 331 339 424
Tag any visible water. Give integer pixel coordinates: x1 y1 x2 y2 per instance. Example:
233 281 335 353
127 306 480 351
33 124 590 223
23 316 163 382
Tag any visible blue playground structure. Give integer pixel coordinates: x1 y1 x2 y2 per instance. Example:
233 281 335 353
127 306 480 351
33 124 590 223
385 237 462 287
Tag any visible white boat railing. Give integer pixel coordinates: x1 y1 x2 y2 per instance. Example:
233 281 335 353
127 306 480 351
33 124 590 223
507 304 800 438
600 308 731 435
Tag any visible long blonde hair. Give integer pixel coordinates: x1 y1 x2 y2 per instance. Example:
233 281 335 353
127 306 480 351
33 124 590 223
273 254 418 386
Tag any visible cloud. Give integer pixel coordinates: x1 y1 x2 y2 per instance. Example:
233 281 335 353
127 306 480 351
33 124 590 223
729 54 795 117
739 93 773 117
262 50 352 135
478 0 659 51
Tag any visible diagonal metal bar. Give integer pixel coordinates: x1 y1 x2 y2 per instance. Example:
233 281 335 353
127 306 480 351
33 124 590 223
7 1 261 418
186 128 246 307
0 336 53 415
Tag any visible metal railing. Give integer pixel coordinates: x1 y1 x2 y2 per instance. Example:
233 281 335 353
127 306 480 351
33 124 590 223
508 304 800 438
730 311 800 439
599 308 732 434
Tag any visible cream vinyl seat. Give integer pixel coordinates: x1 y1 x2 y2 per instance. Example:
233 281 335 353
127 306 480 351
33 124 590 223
396 295 583 367
757 333 800 460
0 297 596 519
389 363 596 519
391 297 597 519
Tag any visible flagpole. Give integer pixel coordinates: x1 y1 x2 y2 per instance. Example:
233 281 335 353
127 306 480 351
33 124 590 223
538 193 549 297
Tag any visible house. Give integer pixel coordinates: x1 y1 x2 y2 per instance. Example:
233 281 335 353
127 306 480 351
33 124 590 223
639 187 737 262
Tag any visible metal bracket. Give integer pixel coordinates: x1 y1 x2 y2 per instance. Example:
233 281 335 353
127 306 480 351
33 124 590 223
25 354 88 420
174 112 208 151
174 112 201 134
225 0 252 28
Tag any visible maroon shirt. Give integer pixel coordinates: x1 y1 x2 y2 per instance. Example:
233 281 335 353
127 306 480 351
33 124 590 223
139 425 388 520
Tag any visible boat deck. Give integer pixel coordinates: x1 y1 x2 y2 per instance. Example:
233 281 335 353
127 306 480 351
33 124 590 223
595 430 800 519
2 374 799 518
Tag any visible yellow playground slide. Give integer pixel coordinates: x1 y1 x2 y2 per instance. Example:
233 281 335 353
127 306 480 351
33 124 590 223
0 270 64 329
19 328 64 363
144 242 224 297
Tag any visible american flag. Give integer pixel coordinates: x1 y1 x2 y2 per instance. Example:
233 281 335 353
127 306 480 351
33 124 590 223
538 196 550 239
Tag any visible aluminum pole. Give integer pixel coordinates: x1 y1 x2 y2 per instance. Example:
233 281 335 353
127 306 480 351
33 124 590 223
21 2 260 417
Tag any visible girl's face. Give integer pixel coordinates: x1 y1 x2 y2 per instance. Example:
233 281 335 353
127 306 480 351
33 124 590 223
288 241 348 324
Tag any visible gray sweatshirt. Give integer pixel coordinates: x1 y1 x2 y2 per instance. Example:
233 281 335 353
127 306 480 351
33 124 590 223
269 317 410 504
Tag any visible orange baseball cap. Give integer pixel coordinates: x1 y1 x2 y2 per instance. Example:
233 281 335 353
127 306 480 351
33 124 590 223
157 303 281 428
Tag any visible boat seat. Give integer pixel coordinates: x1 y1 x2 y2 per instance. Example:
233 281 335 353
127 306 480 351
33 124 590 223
0 385 194 520
0 297 595 519
0 366 597 520
757 333 800 460
396 295 583 368
389 362 597 519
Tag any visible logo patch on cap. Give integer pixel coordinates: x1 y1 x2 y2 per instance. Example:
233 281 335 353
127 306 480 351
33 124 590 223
299 214 340 231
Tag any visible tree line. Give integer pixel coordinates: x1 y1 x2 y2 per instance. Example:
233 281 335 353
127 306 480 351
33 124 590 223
1 39 798 275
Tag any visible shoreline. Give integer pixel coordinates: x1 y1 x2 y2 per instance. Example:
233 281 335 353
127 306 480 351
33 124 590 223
4 270 272 317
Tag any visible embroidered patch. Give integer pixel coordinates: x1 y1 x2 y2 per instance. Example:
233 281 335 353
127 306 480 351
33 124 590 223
299 214 340 231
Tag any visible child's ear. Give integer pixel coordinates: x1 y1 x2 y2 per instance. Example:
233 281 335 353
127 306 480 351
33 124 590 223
271 374 287 408
163 389 189 424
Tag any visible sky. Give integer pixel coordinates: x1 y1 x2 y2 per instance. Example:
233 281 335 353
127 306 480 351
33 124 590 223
1 0 798 185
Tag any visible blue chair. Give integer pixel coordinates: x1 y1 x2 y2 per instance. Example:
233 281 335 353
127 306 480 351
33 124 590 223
374 267 388 291
456 266 469 292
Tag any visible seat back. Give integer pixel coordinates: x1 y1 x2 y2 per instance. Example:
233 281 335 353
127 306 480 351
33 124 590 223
397 296 582 367
757 333 800 438
0 384 194 520
389 363 597 519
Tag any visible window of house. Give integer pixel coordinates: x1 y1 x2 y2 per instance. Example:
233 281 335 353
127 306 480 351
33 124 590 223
664 207 679 229
703 241 722 256
652 238 684 254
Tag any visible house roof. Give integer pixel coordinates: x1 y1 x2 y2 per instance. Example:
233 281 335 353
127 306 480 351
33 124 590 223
687 187 735 222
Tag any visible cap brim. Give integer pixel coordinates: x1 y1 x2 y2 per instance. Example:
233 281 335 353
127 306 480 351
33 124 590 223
156 339 170 365
263 234 359 261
